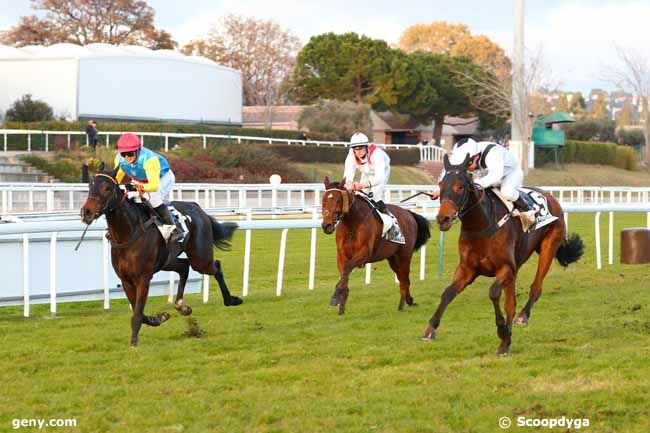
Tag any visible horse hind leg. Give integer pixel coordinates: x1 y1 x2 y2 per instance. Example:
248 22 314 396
516 228 563 326
387 255 415 311
163 258 192 316
213 259 242 307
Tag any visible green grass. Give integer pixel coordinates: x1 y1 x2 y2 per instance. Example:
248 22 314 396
1 213 649 432
527 163 650 187
291 162 434 184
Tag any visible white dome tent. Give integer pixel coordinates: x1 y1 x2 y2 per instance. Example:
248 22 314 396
0 43 242 125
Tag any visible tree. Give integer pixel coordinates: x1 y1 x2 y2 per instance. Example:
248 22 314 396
555 93 569 112
452 47 557 160
617 101 633 128
568 92 587 118
289 32 408 106
5 94 53 121
183 15 301 106
297 100 372 141
393 53 477 146
398 21 511 80
603 46 650 164
0 0 175 49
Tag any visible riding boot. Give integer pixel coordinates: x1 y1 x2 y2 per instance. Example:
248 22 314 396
513 195 537 232
375 200 389 214
155 203 181 243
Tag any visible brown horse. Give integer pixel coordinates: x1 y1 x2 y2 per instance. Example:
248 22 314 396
321 177 431 314
81 169 242 346
421 154 583 355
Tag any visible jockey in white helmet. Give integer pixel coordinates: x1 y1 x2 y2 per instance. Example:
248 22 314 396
432 138 539 230
343 132 404 242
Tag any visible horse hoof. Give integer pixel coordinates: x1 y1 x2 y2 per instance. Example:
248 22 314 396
180 305 192 316
409 302 418 307
497 347 511 356
160 312 171 322
225 296 243 306
515 315 528 326
421 325 436 341
329 296 339 307
398 304 405 311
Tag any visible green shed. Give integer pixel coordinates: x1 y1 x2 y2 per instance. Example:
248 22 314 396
532 112 575 166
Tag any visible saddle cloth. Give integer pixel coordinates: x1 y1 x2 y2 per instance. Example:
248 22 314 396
491 187 558 231
156 205 191 243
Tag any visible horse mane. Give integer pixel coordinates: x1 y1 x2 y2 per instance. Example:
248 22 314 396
328 181 344 189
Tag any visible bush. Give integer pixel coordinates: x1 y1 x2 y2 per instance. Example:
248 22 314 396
298 100 372 141
617 128 645 146
268 144 421 165
562 140 638 170
5 94 54 122
563 120 616 142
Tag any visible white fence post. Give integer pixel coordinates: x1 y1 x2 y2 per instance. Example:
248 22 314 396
276 228 289 296
203 274 210 304
50 232 57 316
309 208 317 290
595 212 602 270
365 263 371 284
23 233 29 317
242 209 252 297
608 211 614 265
103 234 110 309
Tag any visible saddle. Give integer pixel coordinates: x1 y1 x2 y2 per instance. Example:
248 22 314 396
490 187 558 232
356 193 406 244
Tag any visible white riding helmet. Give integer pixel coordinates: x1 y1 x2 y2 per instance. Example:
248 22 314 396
449 138 480 165
350 132 370 148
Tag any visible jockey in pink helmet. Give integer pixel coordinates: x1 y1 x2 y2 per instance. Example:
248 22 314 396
114 133 179 243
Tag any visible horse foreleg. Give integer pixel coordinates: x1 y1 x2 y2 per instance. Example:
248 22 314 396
387 255 414 311
333 249 370 315
490 267 516 356
163 258 192 316
421 266 476 341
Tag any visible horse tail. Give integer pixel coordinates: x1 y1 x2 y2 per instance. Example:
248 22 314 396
555 233 584 267
211 219 238 251
409 211 431 251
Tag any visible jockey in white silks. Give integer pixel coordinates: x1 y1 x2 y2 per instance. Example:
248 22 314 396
432 138 548 231
343 132 403 243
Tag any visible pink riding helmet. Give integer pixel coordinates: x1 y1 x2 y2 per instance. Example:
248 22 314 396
117 133 142 152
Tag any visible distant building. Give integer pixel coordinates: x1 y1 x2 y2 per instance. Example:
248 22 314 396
242 105 479 148
0 43 242 124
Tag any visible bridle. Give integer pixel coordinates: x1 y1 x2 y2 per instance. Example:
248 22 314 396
88 173 127 219
323 187 351 226
441 169 485 221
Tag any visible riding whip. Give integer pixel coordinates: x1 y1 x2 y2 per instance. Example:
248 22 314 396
400 191 435 203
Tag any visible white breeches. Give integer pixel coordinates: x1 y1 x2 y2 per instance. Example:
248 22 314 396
147 170 175 207
499 168 524 202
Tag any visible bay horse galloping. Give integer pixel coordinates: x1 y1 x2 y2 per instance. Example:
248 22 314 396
421 154 583 355
321 177 431 315
81 169 242 346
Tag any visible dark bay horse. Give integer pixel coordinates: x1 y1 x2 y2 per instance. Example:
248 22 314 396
81 169 242 346
421 154 583 355
321 177 431 314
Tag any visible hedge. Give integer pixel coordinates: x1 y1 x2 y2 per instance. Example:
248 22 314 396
268 144 421 166
562 140 638 170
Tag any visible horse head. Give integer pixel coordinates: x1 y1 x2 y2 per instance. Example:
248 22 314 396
81 168 123 224
436 153 478 231
321 176 353 234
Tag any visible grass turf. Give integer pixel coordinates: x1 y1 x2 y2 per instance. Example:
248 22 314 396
0 213 649 432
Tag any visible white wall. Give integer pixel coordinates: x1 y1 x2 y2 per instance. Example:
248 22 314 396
0 58 78 120
78 57 242 124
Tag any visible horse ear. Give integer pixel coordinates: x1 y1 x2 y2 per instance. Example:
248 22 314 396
98 161 105 171
443 153 451 171
323 176 330 188
340 177 346 187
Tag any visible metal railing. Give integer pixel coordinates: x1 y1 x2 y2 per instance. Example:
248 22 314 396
0 129 446 161
2 204 650 317
1 183 649 215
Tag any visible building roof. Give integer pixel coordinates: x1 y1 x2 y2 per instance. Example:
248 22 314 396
0 43 233 71
442 116 480 135
243 105 304 125
372 111 423 131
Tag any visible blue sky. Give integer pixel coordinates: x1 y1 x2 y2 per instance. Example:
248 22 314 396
2 0 649 94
